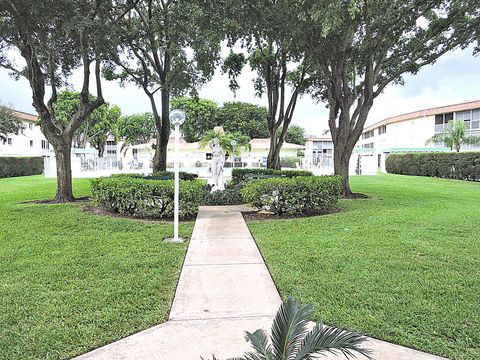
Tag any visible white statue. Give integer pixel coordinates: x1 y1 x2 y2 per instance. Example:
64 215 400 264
209 137 225 191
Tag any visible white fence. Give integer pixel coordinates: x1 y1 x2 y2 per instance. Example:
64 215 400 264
44 156 152 178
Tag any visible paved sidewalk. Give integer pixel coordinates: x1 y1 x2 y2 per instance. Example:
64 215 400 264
76 206 448 360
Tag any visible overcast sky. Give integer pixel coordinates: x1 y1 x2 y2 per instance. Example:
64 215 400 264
1 46 479 136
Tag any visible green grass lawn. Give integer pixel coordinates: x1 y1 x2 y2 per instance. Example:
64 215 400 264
0 176 192 359
248 174 480 360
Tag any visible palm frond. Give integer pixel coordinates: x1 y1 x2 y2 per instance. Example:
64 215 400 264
463 135 480 146
245 329 273 358
295 321 372 360
270 296 312 359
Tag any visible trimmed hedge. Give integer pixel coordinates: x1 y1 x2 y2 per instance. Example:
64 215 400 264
242 175 342 215
386 152 480 181
145 171 198 181
231 168 313 184
0 157 43 179
203 184 244 205
91 176 204 219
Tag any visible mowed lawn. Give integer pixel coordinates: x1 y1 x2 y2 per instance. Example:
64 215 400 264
0 176 192 359
248 174 480 360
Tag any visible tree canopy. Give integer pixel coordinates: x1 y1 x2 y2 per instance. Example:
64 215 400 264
216 101 269 139
116 113 156 148
54 91 121 155
0 0 125 201
299 0 477 195
105 0 226 171
285 125 306 145
171 97 218 143
0 105 24 142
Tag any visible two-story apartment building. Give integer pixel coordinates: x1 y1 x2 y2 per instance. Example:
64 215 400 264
0 110 52 157
356 99 480 171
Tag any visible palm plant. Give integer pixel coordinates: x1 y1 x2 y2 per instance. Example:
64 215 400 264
199 129 251 156
226 297 372 360
426 120 480 152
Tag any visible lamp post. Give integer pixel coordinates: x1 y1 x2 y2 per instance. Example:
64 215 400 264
230 139 237 169
170 109 185 242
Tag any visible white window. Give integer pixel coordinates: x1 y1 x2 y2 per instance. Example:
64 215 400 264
7 138 12 145
30 140 34 147
471 109 480 130
28 123 33 130
41 140 49 149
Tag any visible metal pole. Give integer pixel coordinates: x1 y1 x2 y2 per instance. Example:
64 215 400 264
232 144 235 169
174 123 180 241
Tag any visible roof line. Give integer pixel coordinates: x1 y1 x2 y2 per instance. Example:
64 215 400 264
364 99 480 132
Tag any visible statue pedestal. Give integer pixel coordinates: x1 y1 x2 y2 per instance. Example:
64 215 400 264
210 184 225 192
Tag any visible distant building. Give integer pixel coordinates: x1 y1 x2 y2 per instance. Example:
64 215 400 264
357 99 480 171
0 110 51 157
304 99 480 175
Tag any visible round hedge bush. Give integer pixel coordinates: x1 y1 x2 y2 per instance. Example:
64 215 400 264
91 175 204 220
241 175 342 215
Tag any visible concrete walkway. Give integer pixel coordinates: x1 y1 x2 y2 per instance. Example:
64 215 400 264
77 206 448 360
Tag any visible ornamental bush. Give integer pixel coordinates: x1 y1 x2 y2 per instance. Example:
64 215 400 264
231 168 313 184
241 176 342 215
91 175 204 219
202 183 244 205
386 152 480 181
145 171 198 181
0 157 43 178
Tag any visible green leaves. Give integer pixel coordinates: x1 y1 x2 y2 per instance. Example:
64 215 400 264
117 113 156 147
426 120 480 152
241 175 342 216
171 97 219 143
0 106 24 142
235 296 370 360
199 129 251 156
91 175 204 220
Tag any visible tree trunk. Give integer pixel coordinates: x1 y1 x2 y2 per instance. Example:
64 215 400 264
267 136 281 170
97 142 106 157
53 141 74 202
153 89 170 172
333 142 354 197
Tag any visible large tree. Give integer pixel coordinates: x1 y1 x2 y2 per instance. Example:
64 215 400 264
285 125 306 145
0 105 23 141
105 0 225 171
170 96 218 143
300 0 476 196
216 101 269 139
0 0 125 201
54 91 121 156
223 1 312 170
116 112 156 149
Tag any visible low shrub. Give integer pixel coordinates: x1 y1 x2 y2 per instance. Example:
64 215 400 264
231 168 313 184
145 171 198 181
279 157 301 168
242 175 342 215
91 176 204 219
203 183 244 205
0 157 43 178
386 152 480 181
